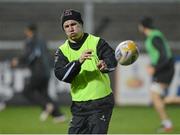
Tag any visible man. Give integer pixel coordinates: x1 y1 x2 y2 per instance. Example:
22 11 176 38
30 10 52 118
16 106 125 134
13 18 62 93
11 23 65 123
54 9 117 134
138 17 175 132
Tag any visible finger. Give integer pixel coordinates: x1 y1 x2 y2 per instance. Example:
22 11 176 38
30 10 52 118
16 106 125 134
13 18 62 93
97 61 102 67
79 50 94 63
97 61 105 70
83 54 92 59
84 49 93 54
97 60 105 66
100 65 105 70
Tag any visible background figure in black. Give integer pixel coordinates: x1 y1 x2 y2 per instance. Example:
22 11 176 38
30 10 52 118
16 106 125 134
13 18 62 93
11 23 66 123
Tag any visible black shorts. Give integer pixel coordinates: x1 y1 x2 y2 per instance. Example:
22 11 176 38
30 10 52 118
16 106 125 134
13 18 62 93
68 93 114 134
153 65 174 84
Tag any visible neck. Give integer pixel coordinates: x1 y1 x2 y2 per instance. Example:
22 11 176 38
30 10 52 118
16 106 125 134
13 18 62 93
69 33 84 43
145 28 152 36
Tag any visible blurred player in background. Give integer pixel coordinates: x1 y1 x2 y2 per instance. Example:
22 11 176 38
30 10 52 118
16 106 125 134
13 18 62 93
54 9 117 134
11 23 65 123
138 17 175 132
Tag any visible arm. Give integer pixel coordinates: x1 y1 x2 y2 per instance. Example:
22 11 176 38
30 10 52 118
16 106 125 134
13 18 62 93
11 40 34 67
152 36 171 72
54 49 82 83
19 38 41 66
96 38 117 73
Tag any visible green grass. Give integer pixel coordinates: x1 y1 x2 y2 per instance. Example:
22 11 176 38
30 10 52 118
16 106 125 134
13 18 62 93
0 105 180 134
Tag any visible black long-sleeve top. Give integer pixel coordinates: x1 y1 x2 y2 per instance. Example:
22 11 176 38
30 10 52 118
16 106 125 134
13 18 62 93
54 33 117 83
152 36 174 73
19 34 51 78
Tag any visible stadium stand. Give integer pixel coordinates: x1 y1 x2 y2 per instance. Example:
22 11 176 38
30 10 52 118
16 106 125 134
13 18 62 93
0 1 179 41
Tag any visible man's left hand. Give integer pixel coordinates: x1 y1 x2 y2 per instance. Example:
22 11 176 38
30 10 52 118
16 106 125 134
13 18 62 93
97 60 107 71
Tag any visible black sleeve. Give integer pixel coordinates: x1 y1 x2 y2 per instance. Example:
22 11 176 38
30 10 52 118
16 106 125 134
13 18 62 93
152 36 170 72
54 48 82 83
19 39 40 66
97 38 118 73
18 45 33 66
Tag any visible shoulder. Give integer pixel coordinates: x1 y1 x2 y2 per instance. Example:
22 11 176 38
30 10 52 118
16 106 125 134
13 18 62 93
88 34 109 46
88 34 100 41
58 40 69 50
55 47 65 57
97 38 110 47
152 36 162 44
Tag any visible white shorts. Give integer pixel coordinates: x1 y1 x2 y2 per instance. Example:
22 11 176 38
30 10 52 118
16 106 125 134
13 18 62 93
150 82 164 96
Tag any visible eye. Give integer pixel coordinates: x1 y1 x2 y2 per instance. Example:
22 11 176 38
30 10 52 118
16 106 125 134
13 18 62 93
64 25 69 29
71 22 77 27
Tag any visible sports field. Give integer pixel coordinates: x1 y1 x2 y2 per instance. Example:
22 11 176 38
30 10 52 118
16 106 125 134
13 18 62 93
0 105 179 134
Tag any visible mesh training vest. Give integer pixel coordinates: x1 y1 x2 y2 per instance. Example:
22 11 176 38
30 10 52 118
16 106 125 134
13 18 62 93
59 34 112 101
145 30 172 65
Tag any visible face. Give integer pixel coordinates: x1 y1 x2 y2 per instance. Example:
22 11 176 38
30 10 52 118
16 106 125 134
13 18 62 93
63 20 84 42
24 28 33 38
138 24 145 35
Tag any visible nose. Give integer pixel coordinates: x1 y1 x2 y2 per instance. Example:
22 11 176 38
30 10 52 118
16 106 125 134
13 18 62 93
69 26 74 31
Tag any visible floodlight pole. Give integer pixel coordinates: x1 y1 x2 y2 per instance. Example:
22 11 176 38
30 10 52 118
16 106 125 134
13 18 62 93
84 0 94 34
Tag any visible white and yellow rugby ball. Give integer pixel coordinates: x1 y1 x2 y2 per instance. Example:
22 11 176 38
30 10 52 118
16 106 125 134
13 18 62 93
115 40 139 66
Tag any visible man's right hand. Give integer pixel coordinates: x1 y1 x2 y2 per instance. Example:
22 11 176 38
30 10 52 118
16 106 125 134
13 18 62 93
79 49 93 64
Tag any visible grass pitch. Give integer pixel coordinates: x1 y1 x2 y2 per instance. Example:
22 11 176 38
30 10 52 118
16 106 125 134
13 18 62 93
0 105 179 134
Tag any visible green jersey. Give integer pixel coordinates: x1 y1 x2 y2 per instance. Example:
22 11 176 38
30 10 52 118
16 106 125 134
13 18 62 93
145 29 172 66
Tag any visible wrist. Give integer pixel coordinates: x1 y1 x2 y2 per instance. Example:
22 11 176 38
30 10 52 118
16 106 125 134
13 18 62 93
79 58 84 63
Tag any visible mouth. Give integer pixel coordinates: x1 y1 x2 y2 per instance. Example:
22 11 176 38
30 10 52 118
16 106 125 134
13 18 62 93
70 32 75 35
70 33 77 38
69 32 75 35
